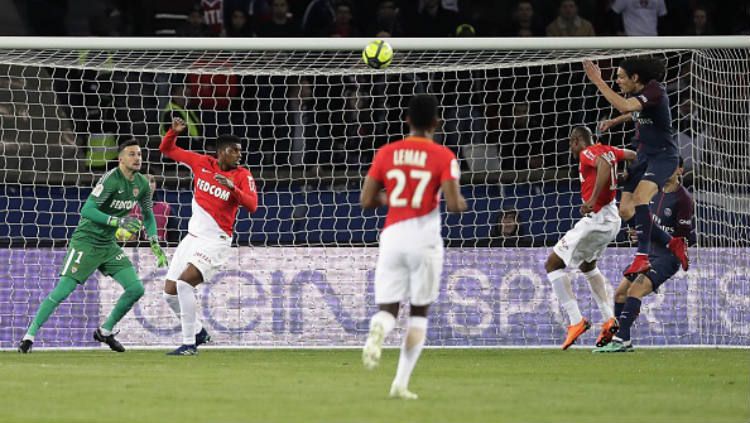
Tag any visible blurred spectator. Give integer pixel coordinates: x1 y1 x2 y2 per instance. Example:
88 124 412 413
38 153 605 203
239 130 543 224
201 0 226 36
186 59 240 139
160 84 201 139
409 0 459 36
146 0 193 36
508 0 545 37
256 0 300 37
489 208 535 247
328 1 359 37
498 103 545 171
611 0 667 36
367 0 403 37
546 0 596 36
684 6 713 36
734 2 750 35
178 5 214 36
126 174 172 242
302 0 336 36
227 8 255 36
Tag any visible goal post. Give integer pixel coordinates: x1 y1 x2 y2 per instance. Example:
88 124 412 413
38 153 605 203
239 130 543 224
0 36 748 349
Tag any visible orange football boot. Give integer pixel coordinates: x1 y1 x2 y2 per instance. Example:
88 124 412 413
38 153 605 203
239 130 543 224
595 317 620 348
561 318 591 350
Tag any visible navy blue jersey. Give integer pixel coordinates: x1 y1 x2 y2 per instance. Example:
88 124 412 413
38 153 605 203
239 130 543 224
630 80 678 157
649 185 694 258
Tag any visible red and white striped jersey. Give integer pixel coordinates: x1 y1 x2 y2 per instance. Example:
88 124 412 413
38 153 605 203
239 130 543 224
160 129 258 241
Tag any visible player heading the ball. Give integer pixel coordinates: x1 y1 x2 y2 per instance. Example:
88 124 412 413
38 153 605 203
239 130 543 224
160 117 259 356
584 57 689 277
18 140 168 353
360 94 467 399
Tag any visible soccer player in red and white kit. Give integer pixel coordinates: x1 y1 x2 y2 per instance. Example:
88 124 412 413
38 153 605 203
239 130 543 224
544 127 636 350
360 94 467 399
160 118 258 355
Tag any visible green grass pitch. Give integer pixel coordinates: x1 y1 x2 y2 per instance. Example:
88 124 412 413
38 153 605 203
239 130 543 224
1 348 747 423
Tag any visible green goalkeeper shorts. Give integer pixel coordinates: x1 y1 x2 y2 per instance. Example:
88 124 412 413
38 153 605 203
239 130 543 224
59 239 134 284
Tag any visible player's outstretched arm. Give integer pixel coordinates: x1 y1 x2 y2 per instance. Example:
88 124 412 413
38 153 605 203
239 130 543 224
159 117 203 166
441 179 467 213
599 113 633 133
583 60 642 114
360 176 386 209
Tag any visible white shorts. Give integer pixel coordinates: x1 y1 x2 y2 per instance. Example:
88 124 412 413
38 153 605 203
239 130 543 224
374 215 444 306
166 233 231 282
553 202 621 268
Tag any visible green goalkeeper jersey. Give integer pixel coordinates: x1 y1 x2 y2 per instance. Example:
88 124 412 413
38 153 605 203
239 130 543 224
72 168 152 246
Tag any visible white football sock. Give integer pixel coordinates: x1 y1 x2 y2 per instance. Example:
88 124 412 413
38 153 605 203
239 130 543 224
583 268 614 321
393 316 427 389
164 291 203 335
548 269 583 324
176 280 197 345
98 327 112 336
369 310 396 338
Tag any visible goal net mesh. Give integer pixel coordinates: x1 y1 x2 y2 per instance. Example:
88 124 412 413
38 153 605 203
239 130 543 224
1 44 748 348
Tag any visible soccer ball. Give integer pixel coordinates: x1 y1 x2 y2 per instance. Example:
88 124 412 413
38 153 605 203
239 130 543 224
362 40 393 70
115 228 136 242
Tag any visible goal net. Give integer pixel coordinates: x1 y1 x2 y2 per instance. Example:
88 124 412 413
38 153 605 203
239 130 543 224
1 37 748 349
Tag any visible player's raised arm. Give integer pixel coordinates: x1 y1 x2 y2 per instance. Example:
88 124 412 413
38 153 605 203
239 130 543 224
584 60 642 113
159 117 204 166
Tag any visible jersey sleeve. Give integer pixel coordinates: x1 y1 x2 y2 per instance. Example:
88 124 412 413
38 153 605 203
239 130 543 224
231 169 259 213
674 189 694 238
90 172 118 206
598 147 625 166
367 148 385 183
635 81 664 109
159 128 205 169
137 178 158 239
440 149 460 182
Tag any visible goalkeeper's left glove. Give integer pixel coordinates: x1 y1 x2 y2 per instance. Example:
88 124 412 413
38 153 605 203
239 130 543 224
149 235 168 268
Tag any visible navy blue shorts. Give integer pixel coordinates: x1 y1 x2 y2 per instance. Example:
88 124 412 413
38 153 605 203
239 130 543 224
622 153 679 192
625 253 680 293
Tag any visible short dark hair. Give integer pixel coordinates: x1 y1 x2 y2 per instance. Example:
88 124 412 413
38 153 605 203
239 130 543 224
571 126 593 144
619 57 665 84
407 94 439 131
119 139 140 152
216 134 241 152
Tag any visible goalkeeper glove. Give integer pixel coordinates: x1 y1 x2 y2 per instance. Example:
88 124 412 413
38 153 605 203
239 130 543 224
149 235 168 268
109 216 143 233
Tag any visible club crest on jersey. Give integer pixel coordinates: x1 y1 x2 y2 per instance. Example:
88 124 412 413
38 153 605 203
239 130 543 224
664 208 672 217
133 187 139 197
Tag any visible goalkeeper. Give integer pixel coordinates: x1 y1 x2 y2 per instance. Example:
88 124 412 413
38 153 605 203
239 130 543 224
18 140 168 353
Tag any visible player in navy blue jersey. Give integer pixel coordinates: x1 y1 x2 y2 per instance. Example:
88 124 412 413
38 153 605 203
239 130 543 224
584 57 689 278
593 157 693 352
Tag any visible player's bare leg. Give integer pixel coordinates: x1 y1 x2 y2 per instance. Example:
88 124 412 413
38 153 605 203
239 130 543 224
167 264 204 356
546 253 589 349
164 279 210 346
390 304 428 400
363 302 398 370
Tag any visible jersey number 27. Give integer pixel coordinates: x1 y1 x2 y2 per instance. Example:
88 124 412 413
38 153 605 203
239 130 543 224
386 169 432 208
